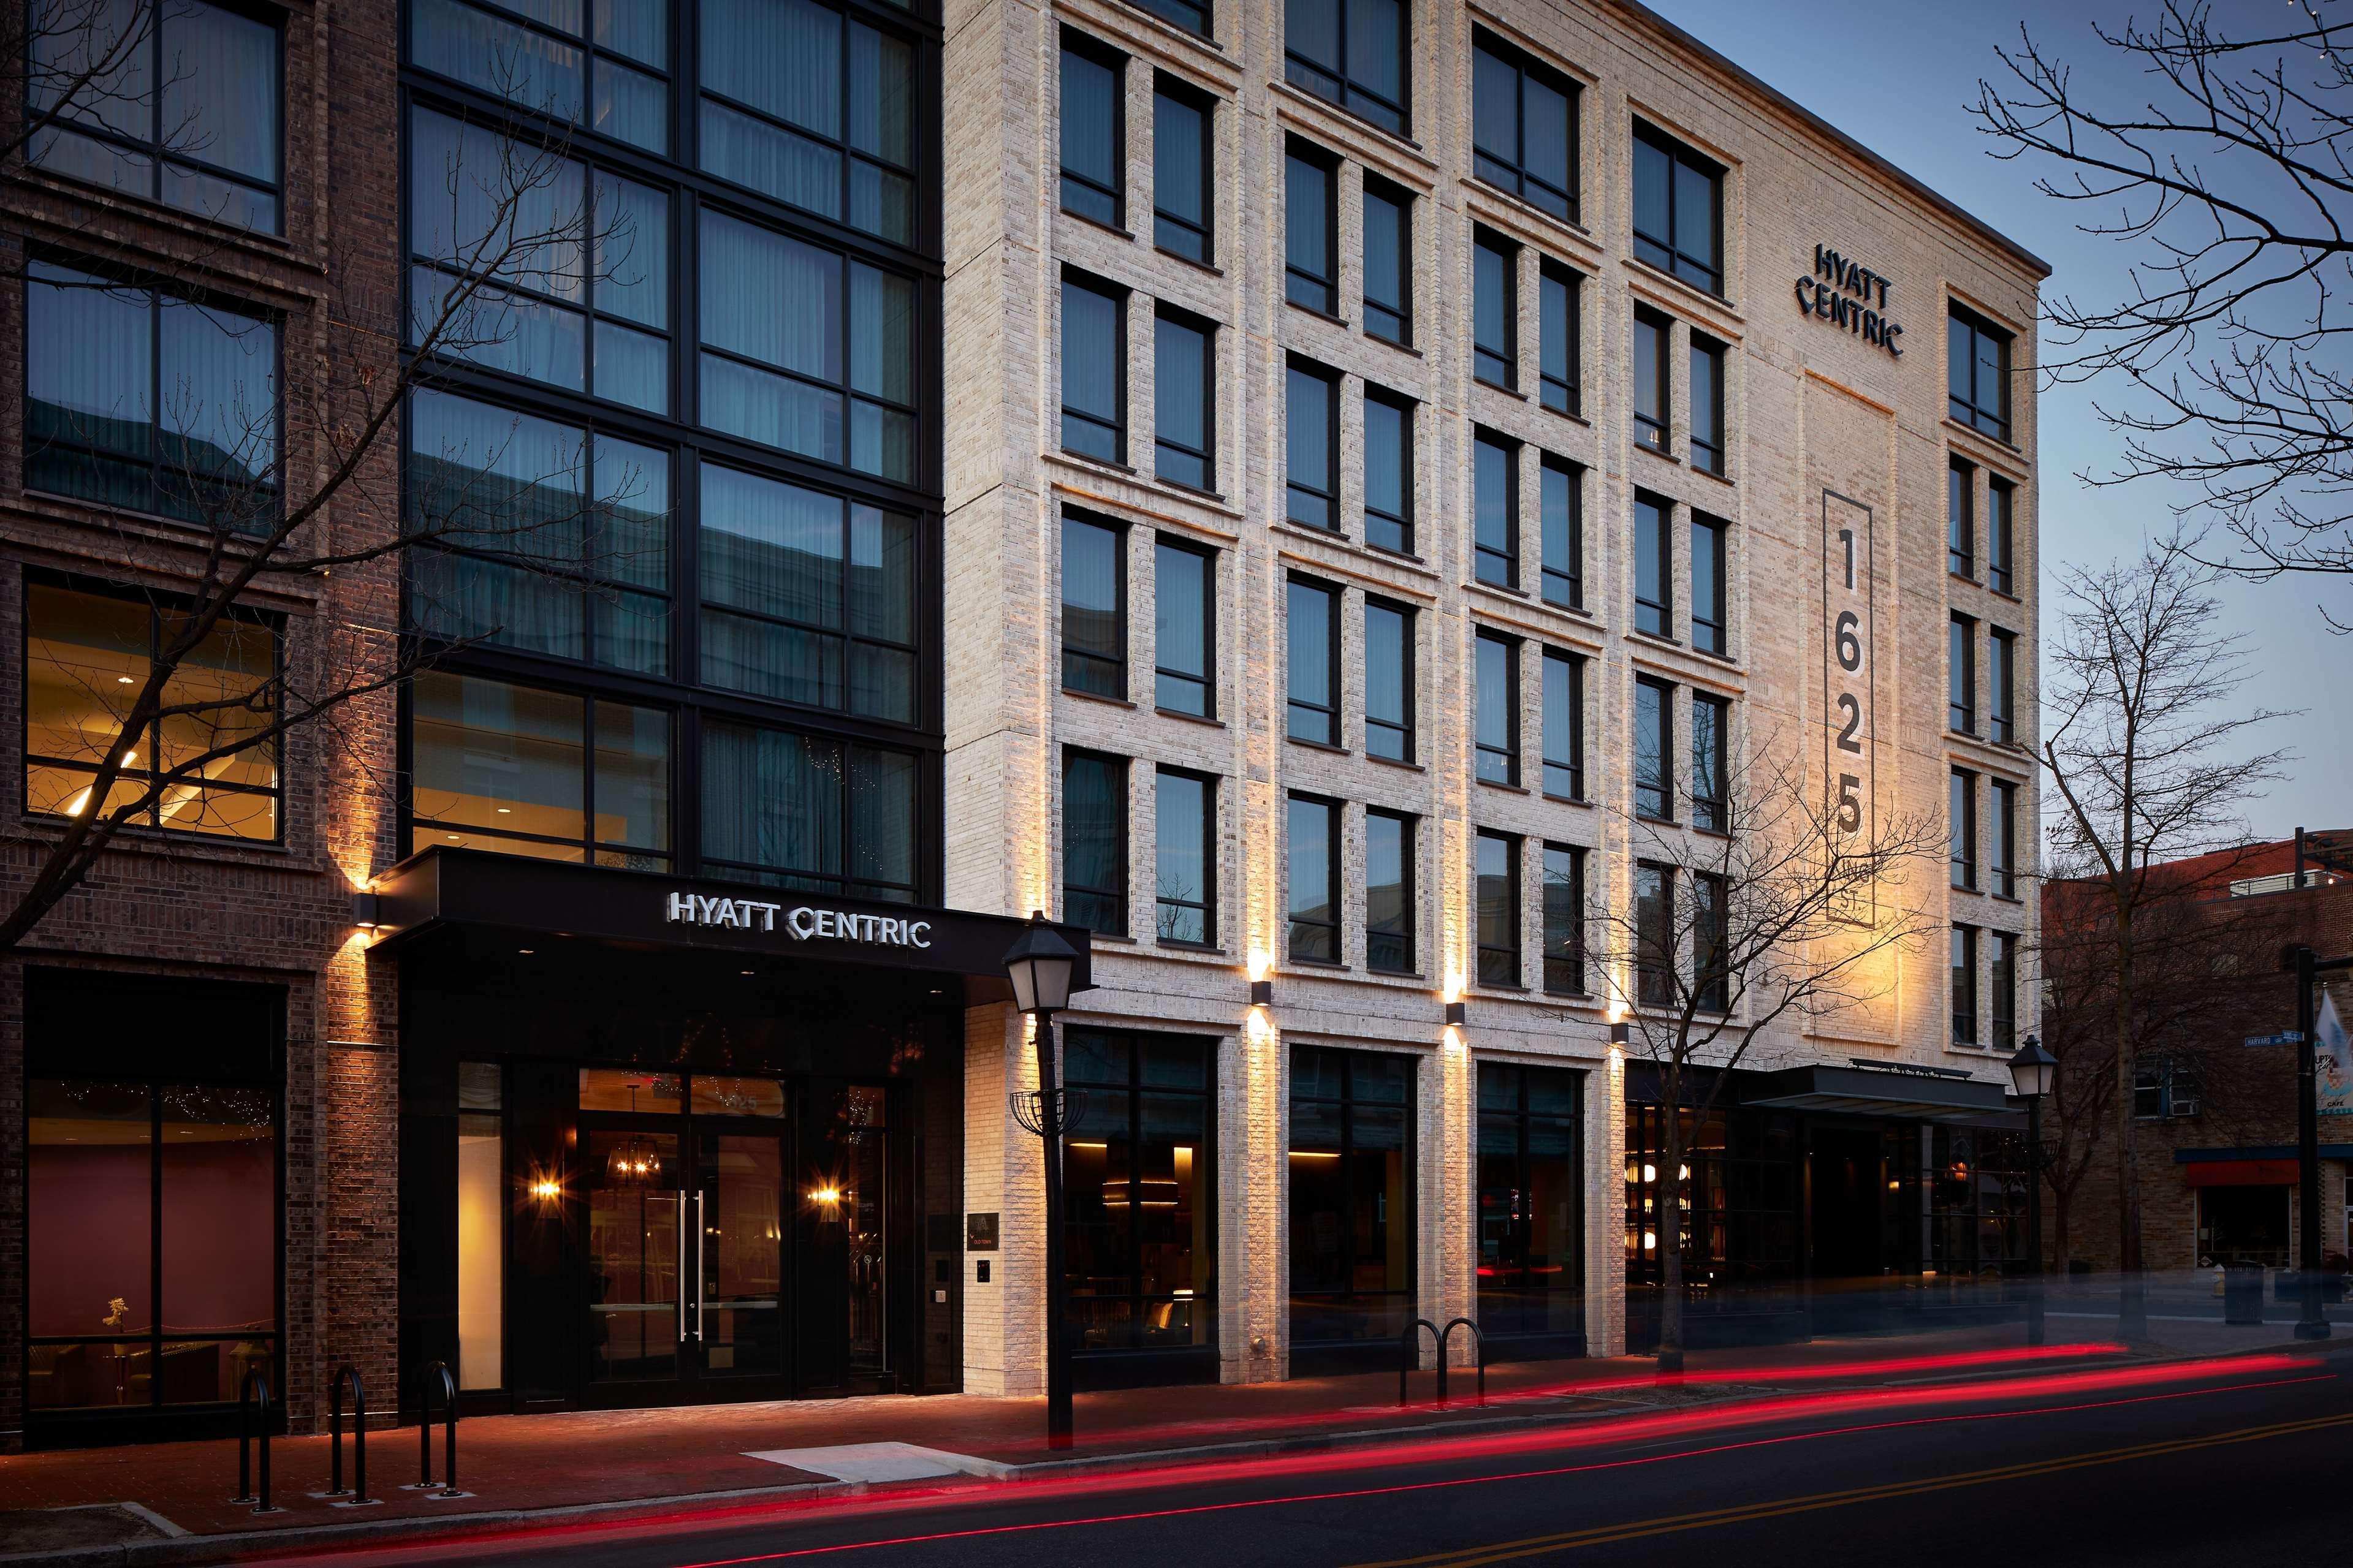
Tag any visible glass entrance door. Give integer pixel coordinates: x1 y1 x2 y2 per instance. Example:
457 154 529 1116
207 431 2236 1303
695 1132 786 1379
583 1129 683 1384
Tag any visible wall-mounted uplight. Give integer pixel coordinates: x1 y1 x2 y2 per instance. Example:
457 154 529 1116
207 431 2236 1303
351 890 383 931
1246 950 1274 1008
1440 974 1466 1028
1608 1019 1631 1047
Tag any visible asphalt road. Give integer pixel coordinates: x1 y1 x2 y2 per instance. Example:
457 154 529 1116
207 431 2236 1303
281 1347 2353 1568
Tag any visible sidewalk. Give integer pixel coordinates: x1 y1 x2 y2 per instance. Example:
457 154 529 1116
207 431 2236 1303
0 1321 2295 1564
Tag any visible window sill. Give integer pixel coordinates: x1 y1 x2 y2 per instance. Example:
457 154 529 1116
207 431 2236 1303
1367 752 1424 773
1473 376 1529 401
1060 206 1135 243
1156 246 1223 277
20 814 293 858
1628 627 1682 651
1687 643 1739 668
1113 0 1226 53
1693 463 1734 487
1055 448 1139 479
1635 440 1681 467
1266 78 1428 161
1477 777 1529 795
1154 474 1229 505
1063 686 1137 710
1950 569 1980 589
1366 330 1421 357
1635 811 1678 827
1286 297 1350 330
1287 736 1351 757
1363 539 1429 568
1155 939 1227 956
1943 415 2022 457
18 165 300 258
1465 174 1590 246
1155 706 1226 729
1470 577 1528 599
1543 403 1591 428
1286 955 1350 971
1474 979 1529 996
1089 931 1141 945
1624 254 1737 317
1542 790 1592 808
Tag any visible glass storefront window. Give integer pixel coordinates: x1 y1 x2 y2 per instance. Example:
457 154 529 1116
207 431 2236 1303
1475 1062 1583 1339
1622 1102 1796 1309
457 1062 504 1391
691 1076 788 1118
1062 1032 1216 1356
1288 1046 1414 1347
579 1069 684 1113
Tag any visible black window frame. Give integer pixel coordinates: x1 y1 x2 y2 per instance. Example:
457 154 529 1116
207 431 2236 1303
1990 931 2018 1051
1287 790 1342 963
1631 119 1723 296
1362 384 1415 555
1153 533 1215 718
1991 778 2018 899
1691 690 1728 834
1690 510 1727 656
1950 766 1978 891
1473 629 1519 786
1284 138 1341 316
1364 806 1416 974
1633 490 1671 637
695 716 917 899
1285 357 1341 531
1154 763 1217 947
1987 476 2015 595
1540 646 1583 801
1475 828 1522 988
1949 612 1975 734
1287 1045 1418 1348
1472 227 1518 390
1473 427 1519 588
1060 509 1127 699
1540 841 1585 996
1060 271 1129 463
1285 573 1342 746
1062 748 1130 936
1631 304 1670 454
1363 595 1414 762
1951 922 1979 1046
1126 0 1212 37
1361 174 1414 346
1689 331 1725 475
1692 870 1728 1013
1475 1061 1586 1339
1059 31 1127 229
1634 674 1674 822
1153 305 1216 492
1634 858 1674 1009
1538 455 1581 609
1989 627 2016 744
1282 0 1408 137
1947 302 2013 442
1152 73 1215 262
1538 261 1579 417
1470 27 1578 222
1947 457 1975 578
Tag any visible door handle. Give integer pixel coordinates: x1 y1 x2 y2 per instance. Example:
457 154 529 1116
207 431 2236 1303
694 1189 707 1343
675 1190 690 1344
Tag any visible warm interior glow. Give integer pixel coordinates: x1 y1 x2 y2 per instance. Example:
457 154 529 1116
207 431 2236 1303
811 1186 842 1205
1287 1150 1341 1161
530 1177 562 1202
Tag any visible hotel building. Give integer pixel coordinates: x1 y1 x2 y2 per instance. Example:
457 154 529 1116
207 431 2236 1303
0 0 2040 1445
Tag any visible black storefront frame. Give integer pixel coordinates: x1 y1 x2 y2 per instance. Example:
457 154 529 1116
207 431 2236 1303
1287 1045 1418 1373
1472 1061 1586 1361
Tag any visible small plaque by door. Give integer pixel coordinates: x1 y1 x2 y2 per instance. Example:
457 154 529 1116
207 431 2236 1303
965 1212 1000 1251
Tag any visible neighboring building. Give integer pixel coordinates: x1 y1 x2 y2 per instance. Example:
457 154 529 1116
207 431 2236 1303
2040 831 2353 1277
1 0 2043 1450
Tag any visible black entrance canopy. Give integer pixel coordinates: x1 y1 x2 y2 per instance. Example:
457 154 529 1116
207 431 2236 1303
1742 1061 2015 1124
367 847 1093 1005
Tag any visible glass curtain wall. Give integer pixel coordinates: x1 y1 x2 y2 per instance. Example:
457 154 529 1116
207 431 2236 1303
1289 1047 1415 1350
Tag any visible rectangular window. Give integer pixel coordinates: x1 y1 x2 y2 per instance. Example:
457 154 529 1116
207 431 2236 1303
406 389 673 678
31 0 283 230
1541 649 1583 800
1471 29 1576 221
415 669 671 867
1285 141 1339 314
1476 830 1521 987
1130 0 1211 37
1063 750 1128 934
1154 536 1214 716
1633 491 1671 637
1286 360 1340 529
1950 613 1975 733
1364 597 1413 762
700 721 916 898
1288 1046 1415 1347
26 262 279 530
1286 575 1340 745
1951 924 1979 1046
1692 692 1728 833
1631 121 1722 295
25 578 281 841
1363 387 1414 553
1365 809 1415 973
1635 675 1673 820
1060 34 1125 227
1060 274 1127 463
1060 1031 1216 1358
1990 629 2017 744
1539 262 1579 415
1153 77 1212 262
1363 176 1413 344
1473 430 1518 587
1947 304 2012 441
1061 512 1125 697
1988 478 2015 594
699 206 921 471
1947 458 1974 577
2134 1071 2164 1119
1540 456 1581 608
1541 843 1584 995
1473 229 1518 388
1991 779 2018 899
1635 861 1673 1008
699 463 920 722
455 1062 503 1390
1689 333 1725 475
1283 0 1407 135
1693 872 1728 1012
1990 932 2018 1051
1287 793 1341 962
1474 632 1519 785
1155 767 1214 945
1154 308 1214 491
1632 305 1670 453
1950 767 1978 890
695 0 907 240
1475 1062 1584 1337
1690 512 1726 655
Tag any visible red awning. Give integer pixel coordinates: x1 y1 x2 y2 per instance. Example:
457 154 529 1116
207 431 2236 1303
2183 1159 2301 1187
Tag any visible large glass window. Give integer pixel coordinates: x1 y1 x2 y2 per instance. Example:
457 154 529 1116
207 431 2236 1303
1062 1032 1217 1357
1540 457 1580 609
1950 613 1975 733
1059 33 1124 227
1474 632 1518 786
1693 871 1728 1012
1470 29 1575 221
1951 923 1979 1046
1689 333 1725 475
1692 692 1727 833
1472 229 1517 388
1477 1062 1583 1338
1283 0 1405 135
1540 263 1578 416
25 579 279 841
416 0 670 157
1634 860 1673 1007
31 0 283 230
1287 792 1340 961
698 208 912 479
1633 491 1670 637
1950 767 1977 890
1154 536 1212 716
1154 309 1214 491
1475 829 1520 987
1541 648 1581 800
1947 458 1974 577
1991 778 2018 899
1285 360 1339 530
1364 808 1413 974
1060 510 1125 697
1153 76 1212 262
1285 141 1338 314
1474 430 1517 587
1988 478 2015 594
1060 275 1126 463
698 0 911 236
1061 750 1127 934
413 669 671 866
1285 576 1340 745
1948 304 2012 441
1363 176 1412 345
1154 767 1214 945
1130 0 1210 39
26 262 279 529
406 389 671 676
699 721 914 896
699 462 918 721
1540 843 1583 995
1690 512 1725 655
1632 121 1722 295
1634 675 1672 820
1991 933 2018 1051
456 1062 504 1392
1363 387 1413 554
1288 1046 1415 1346
1364 597 1412 762
1990 629 2017 745
1631 305 1668 453
1624 1102 1798 1305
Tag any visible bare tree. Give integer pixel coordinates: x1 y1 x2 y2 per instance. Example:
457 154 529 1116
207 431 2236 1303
1974 3 2353 627
1591 744 1941 1376
2040 537 2289 1335
3 46 663 951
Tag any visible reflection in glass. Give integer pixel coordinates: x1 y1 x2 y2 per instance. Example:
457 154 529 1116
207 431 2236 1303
1063 1033 1215 1354
585 1129 680 1381
1288 1046 1414 1346
1477 1062 1584 1338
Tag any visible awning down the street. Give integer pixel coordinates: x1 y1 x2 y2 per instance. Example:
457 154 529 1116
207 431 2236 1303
1741 1061 2016 1123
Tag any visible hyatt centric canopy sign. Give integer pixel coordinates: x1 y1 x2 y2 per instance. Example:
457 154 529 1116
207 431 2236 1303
664 890 933 950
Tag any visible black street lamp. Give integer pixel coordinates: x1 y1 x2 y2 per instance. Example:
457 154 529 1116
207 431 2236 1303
1003 912 1080 1447
2007 1034 2057 1348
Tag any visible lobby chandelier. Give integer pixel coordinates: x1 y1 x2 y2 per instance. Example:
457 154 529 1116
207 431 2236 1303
605 1081 664 1186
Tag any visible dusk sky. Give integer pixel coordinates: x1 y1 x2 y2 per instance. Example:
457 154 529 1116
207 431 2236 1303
1648 0 2349 843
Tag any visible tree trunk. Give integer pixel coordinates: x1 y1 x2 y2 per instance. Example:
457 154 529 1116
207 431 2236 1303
1657 1109 1686 1379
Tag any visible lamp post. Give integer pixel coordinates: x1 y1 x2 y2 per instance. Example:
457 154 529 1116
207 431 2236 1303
2007 1034 2056 1347
1003 912 1079 1447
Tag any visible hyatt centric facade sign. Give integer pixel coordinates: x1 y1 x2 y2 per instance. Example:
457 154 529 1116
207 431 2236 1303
664 890 934 950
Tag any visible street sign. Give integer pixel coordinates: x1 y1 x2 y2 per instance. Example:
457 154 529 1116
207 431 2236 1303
2244 1031 2304 1047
